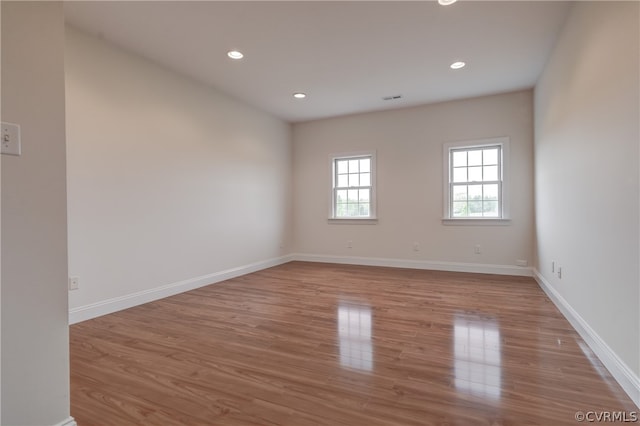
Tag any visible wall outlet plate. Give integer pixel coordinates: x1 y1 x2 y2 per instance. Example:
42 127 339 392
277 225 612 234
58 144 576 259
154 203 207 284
69 277 79 291
1 122 21 156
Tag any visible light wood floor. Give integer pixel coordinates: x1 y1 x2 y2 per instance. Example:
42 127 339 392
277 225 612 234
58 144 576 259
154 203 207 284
70 262 636 425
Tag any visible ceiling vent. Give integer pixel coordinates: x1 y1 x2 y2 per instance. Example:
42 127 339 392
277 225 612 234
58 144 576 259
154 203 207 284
382 94 402 101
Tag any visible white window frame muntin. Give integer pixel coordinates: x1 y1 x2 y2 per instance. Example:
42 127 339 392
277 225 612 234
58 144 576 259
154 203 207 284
329 151 377 222
442 137 510 224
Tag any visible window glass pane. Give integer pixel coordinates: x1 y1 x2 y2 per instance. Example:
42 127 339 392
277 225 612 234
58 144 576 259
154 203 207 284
360 158 370 173
337 160 348 174
359 204 370 216
360 173 371 187
468 166 482 182
453 151 467 167
336 204 347 217
483 201 499 217
483 148 498 165
453 168 467 183
348 174 359 187
468 150 482 166
337 175 348 188
359 189 370 202
348 159 359 173
348 204 358 216
483 184 498 200
453 202 468 217
483 165 498 181
453 185 467 201
468 184 482 200
348 189 358 202
336 190 347 202
468 201 483 216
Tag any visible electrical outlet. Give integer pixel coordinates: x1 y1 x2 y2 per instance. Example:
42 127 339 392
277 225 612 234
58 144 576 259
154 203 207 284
413 242 420 252
69 276 79 291
516 259 528 267
557 267 562 279
347 240 353 249
474 244 481 254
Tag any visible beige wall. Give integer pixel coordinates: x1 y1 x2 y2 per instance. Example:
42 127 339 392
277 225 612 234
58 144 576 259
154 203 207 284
1 2 71 425
535 0 639 383
65 28 292 315
292 91 534 272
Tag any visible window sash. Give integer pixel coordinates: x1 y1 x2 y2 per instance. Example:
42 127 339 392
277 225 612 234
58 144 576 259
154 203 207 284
332 155 374 219
448 144 503 219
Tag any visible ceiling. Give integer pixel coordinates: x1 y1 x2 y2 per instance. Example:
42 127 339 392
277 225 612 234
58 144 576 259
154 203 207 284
64 1 571 123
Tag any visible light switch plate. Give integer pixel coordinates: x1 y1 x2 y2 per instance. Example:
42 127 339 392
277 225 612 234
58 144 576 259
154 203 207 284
1 122 21 156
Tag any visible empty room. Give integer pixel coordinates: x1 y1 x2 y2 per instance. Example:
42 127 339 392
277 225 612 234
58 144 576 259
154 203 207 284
1 1 638 425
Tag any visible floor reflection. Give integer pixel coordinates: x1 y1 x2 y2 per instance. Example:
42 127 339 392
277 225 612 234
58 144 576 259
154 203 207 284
576 340 623 394
454 314 501 399
337 303 373 371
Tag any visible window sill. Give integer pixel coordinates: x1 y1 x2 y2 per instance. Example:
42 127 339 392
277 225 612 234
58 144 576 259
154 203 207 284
328 217 378 225
442 218 511 226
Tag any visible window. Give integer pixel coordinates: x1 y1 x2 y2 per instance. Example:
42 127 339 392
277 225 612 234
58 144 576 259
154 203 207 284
443 138 509 223
331 152 376 221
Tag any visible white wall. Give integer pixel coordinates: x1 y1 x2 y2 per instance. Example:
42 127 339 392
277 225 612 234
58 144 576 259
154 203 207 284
65 28 292 319
292 91 534 273
534 0 639 401
1 2 72 425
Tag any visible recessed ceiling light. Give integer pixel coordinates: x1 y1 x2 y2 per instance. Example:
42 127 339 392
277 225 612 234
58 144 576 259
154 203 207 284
293 92 307 99
450 61 466 69
227 50 244 60
438 0 458 5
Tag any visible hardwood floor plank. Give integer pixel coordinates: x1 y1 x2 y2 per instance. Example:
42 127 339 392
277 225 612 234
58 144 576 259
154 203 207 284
71 262 635 425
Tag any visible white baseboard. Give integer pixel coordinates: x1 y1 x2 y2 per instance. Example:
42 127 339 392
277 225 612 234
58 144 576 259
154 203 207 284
534 269 640 409
291 253 533 277
69 253 530 325
69 255 294 324
53 416 77 426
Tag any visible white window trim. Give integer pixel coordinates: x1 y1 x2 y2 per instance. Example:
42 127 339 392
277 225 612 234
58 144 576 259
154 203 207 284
442 137 510 225
329 151 378 223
